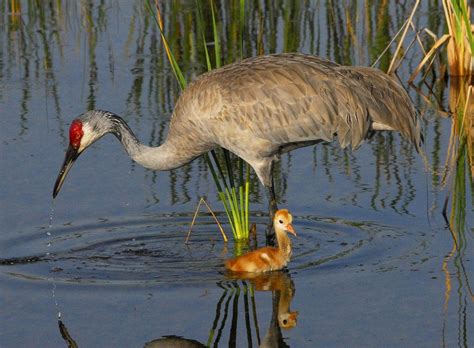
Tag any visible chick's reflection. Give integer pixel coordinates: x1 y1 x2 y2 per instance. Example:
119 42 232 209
229 271 299 330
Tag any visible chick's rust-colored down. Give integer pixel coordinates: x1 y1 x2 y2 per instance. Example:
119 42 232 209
225 209 296 273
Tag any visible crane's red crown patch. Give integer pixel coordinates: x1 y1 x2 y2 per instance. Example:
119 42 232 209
69 120 83 149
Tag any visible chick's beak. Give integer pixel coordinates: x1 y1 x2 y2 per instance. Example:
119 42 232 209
286 223 296 236
53 144 80 198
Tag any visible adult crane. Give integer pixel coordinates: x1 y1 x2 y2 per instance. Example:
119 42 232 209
53 53 422 241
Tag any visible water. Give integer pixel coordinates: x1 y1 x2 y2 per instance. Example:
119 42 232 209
1 1 472 347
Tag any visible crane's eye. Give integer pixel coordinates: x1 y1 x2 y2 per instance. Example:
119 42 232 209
278 219 283 224
283 319 288 325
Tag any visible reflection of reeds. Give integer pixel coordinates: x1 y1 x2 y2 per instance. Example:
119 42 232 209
58 320 79 348
209 272 297 346
441 75 474 329
9 0 21 30
371 1 474 324
467 86 474 176
443 78 473 187
10 0 20 15
374 0 473 214
442 78 473 239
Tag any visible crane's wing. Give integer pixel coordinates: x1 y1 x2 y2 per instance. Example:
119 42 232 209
182 53 421 154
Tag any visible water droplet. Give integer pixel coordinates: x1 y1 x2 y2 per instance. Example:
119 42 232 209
47 202 62 318
49 205 55 229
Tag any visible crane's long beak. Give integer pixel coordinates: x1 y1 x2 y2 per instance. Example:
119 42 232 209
286 223 296 236
53 144 80 198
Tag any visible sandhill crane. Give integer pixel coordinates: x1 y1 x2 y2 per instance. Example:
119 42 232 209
53 53 422 241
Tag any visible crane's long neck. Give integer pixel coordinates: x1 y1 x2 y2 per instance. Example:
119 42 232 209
107 113 206 171
275 229 292 260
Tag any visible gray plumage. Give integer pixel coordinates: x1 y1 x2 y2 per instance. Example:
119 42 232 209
166 53 421 187
53 53 422 234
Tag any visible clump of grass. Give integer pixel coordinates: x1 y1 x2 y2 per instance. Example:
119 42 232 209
408 0 473 81
147 0 251 241
373 0 473 176
442 0 473 77
373 1 472 80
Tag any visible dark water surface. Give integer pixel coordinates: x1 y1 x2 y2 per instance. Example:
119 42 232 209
1 1 473 347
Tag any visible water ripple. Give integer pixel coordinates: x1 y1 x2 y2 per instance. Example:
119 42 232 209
0 213 421 285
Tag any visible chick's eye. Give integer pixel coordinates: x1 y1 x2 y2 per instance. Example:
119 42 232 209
278 219 283 224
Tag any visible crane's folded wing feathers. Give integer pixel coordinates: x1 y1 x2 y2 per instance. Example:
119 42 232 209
180 54 418 150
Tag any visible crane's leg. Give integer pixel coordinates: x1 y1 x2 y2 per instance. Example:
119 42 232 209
265 175 278 246
251 157 278 245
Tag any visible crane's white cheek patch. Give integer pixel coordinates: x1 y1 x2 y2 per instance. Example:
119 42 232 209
79 124 95 152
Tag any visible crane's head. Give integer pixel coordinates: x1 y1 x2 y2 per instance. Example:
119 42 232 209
274 209 296 236
53 111 113 198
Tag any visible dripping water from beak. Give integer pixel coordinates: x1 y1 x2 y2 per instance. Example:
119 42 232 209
53 145 80 198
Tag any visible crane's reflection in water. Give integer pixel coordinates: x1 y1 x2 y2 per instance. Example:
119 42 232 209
57 272 298 347
146 271 298 348
58 319 78 348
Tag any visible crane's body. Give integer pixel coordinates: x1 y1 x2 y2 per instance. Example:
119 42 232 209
53 53 422 240
135 53 421 186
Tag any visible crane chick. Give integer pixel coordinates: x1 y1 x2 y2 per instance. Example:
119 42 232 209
225 209 296 273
